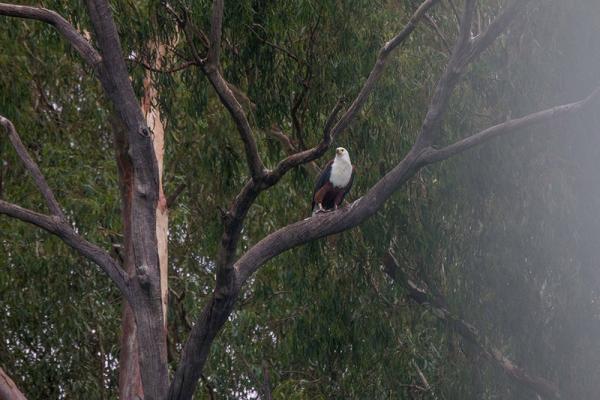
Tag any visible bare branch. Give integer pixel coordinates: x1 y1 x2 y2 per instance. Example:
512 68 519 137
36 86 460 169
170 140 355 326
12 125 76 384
267 126 320 176
330 0 441 139
130 57 199 74
207 0 224 66
169 3 441 397
0 116 64 219
422 86 600 164
424 13 452 54
382 253 561 399
0 3 101 67
415 0 476 147
0 200 130 297
200 0 266 181
467 0 529 64
0 367 27 400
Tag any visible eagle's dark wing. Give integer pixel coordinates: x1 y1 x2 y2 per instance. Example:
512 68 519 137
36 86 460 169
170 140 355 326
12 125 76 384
311 159 334 209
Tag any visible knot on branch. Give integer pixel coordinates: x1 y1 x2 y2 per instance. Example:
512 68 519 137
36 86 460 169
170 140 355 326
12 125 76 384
135 264 152 288
139 126 152 138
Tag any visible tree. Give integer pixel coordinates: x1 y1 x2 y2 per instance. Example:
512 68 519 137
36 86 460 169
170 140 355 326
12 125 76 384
1 0 599 399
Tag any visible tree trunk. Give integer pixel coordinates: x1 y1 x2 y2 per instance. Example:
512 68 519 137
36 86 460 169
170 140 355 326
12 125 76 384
115 40 169 399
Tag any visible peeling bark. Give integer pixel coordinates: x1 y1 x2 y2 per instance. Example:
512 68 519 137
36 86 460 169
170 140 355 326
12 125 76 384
0 368 27 400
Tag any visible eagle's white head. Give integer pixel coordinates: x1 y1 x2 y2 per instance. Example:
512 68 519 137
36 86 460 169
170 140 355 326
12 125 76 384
335 147 351 164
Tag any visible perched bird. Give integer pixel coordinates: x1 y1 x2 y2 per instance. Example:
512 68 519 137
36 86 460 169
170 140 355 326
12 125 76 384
312 147 355 214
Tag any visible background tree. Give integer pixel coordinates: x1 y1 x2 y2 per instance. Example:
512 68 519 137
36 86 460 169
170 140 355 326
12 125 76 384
1 0 600 399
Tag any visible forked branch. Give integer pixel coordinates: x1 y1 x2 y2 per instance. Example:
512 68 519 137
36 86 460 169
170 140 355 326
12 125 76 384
0 3 101 67
0 116 130 298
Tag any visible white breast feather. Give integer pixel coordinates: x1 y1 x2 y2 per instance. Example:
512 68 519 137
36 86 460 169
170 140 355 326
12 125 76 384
330 158 352 188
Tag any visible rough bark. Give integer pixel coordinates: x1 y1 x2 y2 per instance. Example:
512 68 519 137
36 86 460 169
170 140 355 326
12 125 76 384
2 1 599 399
84 1 168 398
111 117 143 400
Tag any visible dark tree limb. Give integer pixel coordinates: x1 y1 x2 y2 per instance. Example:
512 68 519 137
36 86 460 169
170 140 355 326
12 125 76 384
0 3 101 67
0 116 130 296
330 0 441 139
382 252 561 400
84 1 168 399
422 86 600 164
200 0 266 181
0 367 27 400
0 116 64 219
267 126 320 176
130 57 200 74
0 200 130 297
467 0 529 64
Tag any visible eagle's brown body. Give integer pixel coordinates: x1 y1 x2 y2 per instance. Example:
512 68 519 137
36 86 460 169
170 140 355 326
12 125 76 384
312 148 355 214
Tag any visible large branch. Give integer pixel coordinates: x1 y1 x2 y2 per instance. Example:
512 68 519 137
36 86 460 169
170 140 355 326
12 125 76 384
423 86 600 164
199 0 266 181
382 253 561 399
0 115 130 296
0 367 27 400
414 0 476 147
0 116 64 219
213 0 440 268
0 3 101 68
0 200 130 297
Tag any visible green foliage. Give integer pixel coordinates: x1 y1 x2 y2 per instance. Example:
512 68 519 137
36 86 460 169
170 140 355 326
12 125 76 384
2 0 600 399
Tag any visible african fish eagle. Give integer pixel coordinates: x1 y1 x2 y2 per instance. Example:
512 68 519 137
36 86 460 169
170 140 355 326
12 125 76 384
312 147 355 214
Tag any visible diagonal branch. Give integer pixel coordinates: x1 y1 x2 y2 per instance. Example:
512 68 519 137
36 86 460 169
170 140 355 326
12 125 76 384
0 3 101 68
0 116 64 219
0 115 129 297
382 252 561 399
467 0 529 64
0 200 130 297
236 83 600 284
415 0 476 147
422 85 600 164
199 0 265 181
330 0 441 139
0 367 28 400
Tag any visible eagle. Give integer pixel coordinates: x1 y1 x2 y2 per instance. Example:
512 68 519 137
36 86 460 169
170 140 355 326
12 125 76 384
312 147 355 214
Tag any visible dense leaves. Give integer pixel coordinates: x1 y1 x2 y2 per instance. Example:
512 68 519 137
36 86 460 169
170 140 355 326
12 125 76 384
2 0 600 398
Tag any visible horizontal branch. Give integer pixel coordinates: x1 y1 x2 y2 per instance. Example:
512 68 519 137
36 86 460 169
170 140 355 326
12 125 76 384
382 252 561 399
0 3 101 67
130 57 199 74
0 200 130 297
423 86 600 164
